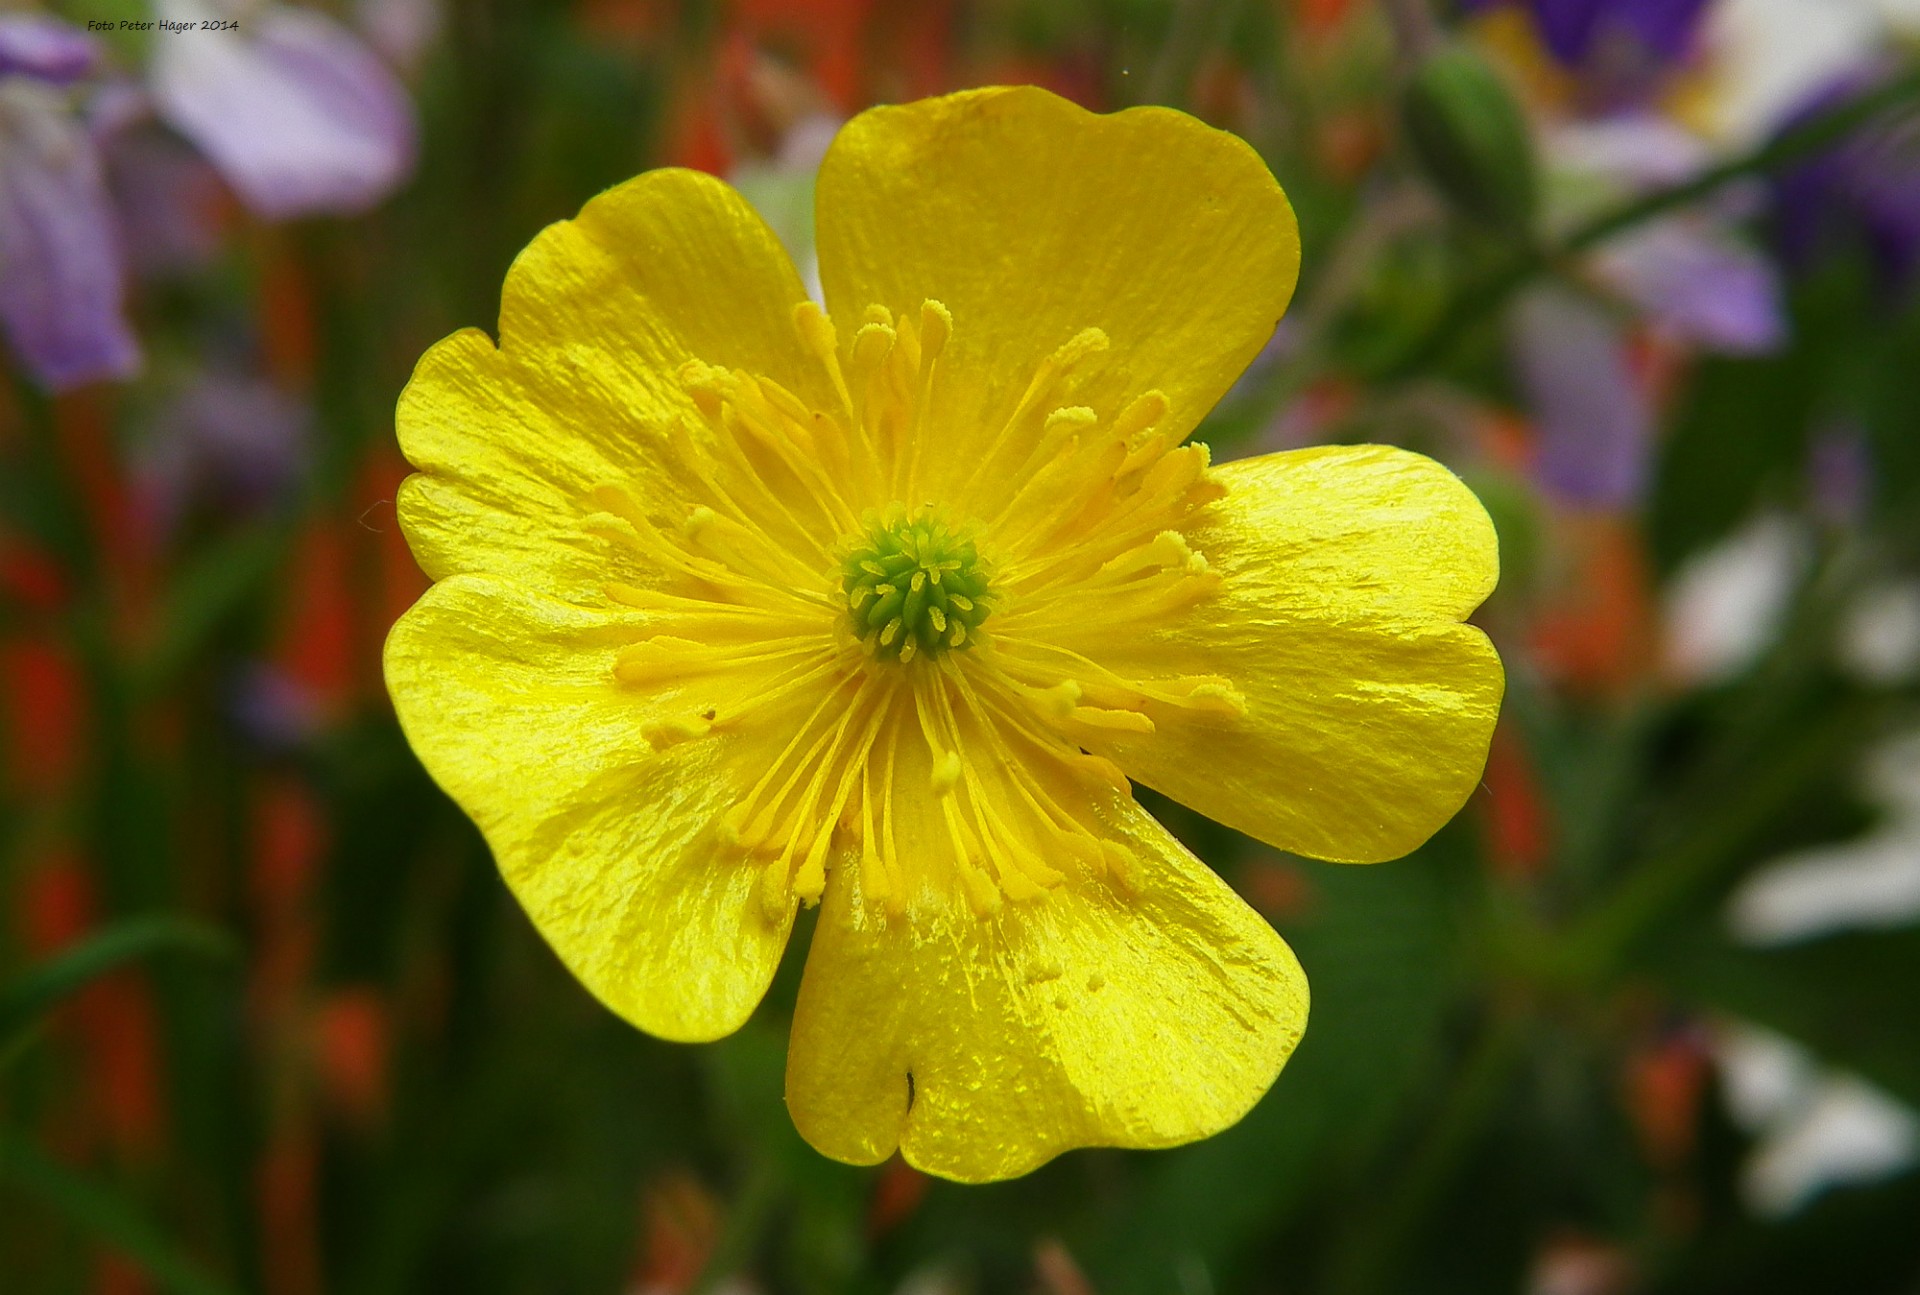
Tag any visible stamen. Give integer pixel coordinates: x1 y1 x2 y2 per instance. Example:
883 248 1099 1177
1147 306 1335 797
951 327 1110 510
793 301 855 418
587 299 1247 917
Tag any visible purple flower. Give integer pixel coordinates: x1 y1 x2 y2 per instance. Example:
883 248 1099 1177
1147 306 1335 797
1476 0 1711 65
226 661 324 752
1808 423 1871 526
1546 115 1790 356
1466 0 1711 108
0 13 98 84
104 126 229 279
0 19 140 391
1772 73 1920 295
354 0 442 74
135 373 311 535
1593 220 1788 354
150 1 417 220
1545 110 1706 189
1509 284 1654 509
1525 0 1610 64
1588 0 1709 65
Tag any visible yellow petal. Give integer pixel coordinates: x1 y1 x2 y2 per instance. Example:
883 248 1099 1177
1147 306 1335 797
814 86 1300 488
383 573 795 1042
784 794 1308 1182
397 168 826 603
1099 621 1502 863
1199 445 1501 623
1030 446 1503 864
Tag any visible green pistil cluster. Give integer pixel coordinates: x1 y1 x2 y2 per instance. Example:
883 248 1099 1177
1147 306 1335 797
841 511 994 662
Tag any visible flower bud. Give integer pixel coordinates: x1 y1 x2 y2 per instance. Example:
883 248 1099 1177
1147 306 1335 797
1402 45 1538 232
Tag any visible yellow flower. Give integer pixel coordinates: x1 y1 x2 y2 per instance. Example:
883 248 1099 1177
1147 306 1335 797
383 86 1504 1183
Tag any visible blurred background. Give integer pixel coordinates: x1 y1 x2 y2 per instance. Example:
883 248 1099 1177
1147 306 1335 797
3 0 1920 1291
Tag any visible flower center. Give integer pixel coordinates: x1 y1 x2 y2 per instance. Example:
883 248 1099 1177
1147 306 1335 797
588 298 1251 915
841 508 994 662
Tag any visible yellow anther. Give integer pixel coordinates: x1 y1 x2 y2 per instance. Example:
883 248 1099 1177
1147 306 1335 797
919 299 952 358
719 803 753 848
960 863 1002 914
793 300 838 357
859 830 891 906
641 714 712 750
759 858 792 920
996 862 1046 901
1113 389 1171 443
793 830 832 904
1028 958 1065 983
1069 752 1131 791
1099 841 1137 891
1043 406 1098 437
851 321 895 367
587 484 647 527
613 637 706 685
1051 327 1110 370
1187 681 1248 716
1151 530 1195 567
1069 705 1155 734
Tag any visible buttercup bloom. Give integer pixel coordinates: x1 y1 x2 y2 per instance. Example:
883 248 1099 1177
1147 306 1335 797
385 87 1503 1182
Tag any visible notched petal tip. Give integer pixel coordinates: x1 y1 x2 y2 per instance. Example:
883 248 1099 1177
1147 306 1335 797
785 810 1310 1183
495 166 810 357
386 166 829 603
816 85 1305 459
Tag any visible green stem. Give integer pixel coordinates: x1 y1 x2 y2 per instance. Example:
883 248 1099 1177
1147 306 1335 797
0 915 235 1047
688 1159 782 1295
1562 69 1920 257
1559 697 1878 984
1139 0 1246 108
1384 67 1920 378
0 1134 248 1295
1320 1012 1527 1295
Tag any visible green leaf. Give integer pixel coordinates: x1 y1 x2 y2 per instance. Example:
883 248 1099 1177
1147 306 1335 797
1657 925 1920 1110
0 1134 245 1295
0 915 235 1046
1650 348 1817 572
133 524 291 695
